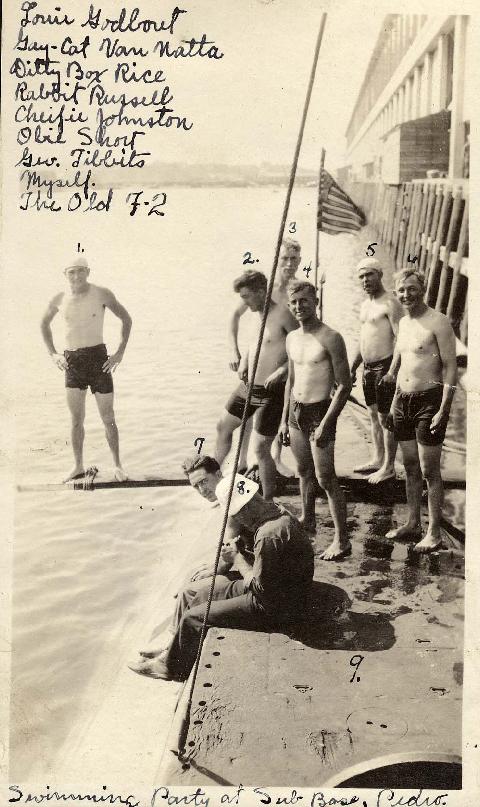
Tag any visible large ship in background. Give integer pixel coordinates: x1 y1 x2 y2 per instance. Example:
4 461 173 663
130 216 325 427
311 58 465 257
339 14 470 347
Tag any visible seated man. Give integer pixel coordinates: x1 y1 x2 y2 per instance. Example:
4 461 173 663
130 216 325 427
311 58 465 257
132 473 314 681
133 453 248 661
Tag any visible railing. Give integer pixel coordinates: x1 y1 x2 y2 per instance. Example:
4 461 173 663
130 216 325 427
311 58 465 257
348 179 469 345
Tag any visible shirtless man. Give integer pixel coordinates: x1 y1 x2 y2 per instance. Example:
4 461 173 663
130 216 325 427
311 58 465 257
279 281 352 560
40 255 132 482
216 269 297 499
381 269 457 552
228 238 301 477
350 258 403 483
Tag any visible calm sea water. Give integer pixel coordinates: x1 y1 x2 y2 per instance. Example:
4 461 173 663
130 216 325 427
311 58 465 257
11 186 466 779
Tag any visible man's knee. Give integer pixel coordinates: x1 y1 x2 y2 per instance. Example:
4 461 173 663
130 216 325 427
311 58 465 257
420 459 442 483
316 470 336 491
297 462 315 480
378 412 390 429
254 434 274 460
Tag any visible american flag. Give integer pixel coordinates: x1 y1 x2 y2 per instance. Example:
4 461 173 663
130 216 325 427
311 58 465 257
317 170 366 234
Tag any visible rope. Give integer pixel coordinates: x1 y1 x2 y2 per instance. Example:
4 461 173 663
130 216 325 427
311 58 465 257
176 12 328 759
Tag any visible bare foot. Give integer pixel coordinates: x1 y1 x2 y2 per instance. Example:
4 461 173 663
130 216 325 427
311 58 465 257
319 540 352 561
113 466 129 482
63 466 85 483
385 523 422 540
367 466 396 485
139 633 173 659
354 459 382 474
128 657 174 680
413 533 444 553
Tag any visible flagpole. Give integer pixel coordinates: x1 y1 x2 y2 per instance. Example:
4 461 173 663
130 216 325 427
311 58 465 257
316 147 326 320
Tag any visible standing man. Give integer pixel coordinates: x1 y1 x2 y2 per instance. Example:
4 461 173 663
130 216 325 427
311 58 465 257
382 269 457 552
40 255 132 482
216 270 297 499
227 238 301 478
350 257 403 483
280 281 352 560
131 473 314 681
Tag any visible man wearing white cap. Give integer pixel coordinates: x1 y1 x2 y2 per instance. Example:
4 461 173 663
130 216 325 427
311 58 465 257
40 255 132 481
350 257 403 483
132 473 314 681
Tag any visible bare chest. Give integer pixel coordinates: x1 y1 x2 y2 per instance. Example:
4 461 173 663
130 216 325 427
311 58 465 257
397 321 437 356
290 333 328 365
360 299 389 325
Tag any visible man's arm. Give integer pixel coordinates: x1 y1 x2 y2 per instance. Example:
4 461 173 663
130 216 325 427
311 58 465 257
228 301 248 371
279 351 294 446
431 314 457 432
102 288 132 372
314 330 352 446
40 294 67 370
350 347 363 385
263 307 297 389
386 294 404 338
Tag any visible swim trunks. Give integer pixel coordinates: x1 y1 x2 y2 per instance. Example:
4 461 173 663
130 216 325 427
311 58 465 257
288 397 337 442
392 386 446 446
225 381 285 437
64 343 113 394
362 355 395 413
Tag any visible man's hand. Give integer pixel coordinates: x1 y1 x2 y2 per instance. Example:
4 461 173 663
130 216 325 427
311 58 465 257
384 412 394 432
378 371 396 389
238 360 248 383
430 408 449 435
314 417 332 447
189 563 213 583
221 537 240 565
229 351 241 372
102 350 124 373
264 367 286 390
51 352 68 371
278 420 290 447
350 367 358 388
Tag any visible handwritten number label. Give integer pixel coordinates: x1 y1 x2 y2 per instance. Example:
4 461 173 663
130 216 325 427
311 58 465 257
237 480 246 494
148 193 167 216
77 243 84 253
349 654 364 683
303 262 312 279
407 254 418 264
366 243 377 257
194 437 205 454
288 222 296 234
126 191 167 217
243 251 259 265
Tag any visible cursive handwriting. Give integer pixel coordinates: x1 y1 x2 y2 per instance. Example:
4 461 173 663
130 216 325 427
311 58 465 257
8 784 139 806
376 790 448 807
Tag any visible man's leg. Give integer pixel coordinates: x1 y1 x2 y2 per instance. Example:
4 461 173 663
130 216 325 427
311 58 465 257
94 391 126 478
368 412 397 484
65 387 87 481
289 426 316 533
416 442 444 551
250 430 276 499
386 440 423 539
215 410 242 467
312 437 349 559
165 587 263 681
354 404 384 473
138 575 232 658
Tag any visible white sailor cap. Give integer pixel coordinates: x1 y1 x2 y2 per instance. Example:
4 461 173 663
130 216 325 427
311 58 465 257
215 473 259 515
65 256 89 271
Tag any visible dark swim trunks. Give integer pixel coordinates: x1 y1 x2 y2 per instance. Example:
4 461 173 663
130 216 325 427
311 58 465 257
288 397 337 442
392 386 446 446
225 381 285 437
362 355 395 413
64 343 113 395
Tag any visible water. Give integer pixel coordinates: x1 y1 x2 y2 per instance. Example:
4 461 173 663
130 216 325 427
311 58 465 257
10 186 466 779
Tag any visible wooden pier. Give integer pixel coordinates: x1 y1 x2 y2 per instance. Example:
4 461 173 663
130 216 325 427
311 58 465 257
350 178 469 346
